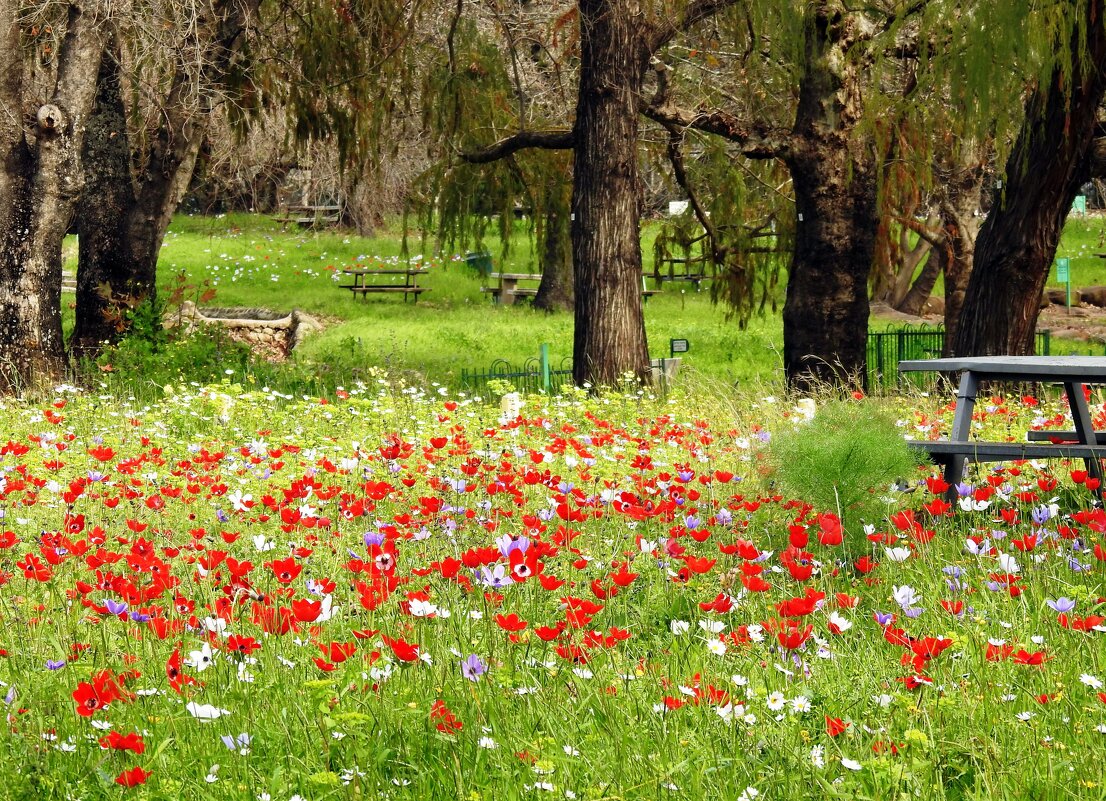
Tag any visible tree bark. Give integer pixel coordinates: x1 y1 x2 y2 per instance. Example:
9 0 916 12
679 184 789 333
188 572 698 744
952 0 1106 357
72 0 259 358
570 0 652 386
897 248 941 316
781 3 877 391
534 176 574 311
0 0 105 393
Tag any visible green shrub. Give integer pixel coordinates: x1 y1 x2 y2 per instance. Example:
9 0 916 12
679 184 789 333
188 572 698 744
766 398 923 546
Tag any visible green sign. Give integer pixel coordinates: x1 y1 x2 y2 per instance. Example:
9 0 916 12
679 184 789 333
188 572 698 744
1072 195 1087 215
1056 257 1070 282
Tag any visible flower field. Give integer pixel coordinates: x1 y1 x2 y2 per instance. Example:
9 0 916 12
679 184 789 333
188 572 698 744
1 380 1105 801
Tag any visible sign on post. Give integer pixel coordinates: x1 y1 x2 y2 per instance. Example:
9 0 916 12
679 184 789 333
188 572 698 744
670 339 689 358
1056 257 1072 311
1072 195 1088 216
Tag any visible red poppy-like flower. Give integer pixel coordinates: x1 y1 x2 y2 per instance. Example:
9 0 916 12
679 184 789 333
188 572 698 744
99 731 145 754
114 766 151 787
266 557 302 584
825 716 850 737
430 699 463 733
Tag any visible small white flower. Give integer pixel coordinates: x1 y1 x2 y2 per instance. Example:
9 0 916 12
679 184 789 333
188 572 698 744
883 546 911 563
737 787 760 801
731 674 749 687
186 643 215 672
706 639 727 656
1080 673 1104 690
997 553 1020 574
810 745 825 768
871 694 893 708
90 719 112 730
742 712 757 725
699 619 725 634
766 692 786 712
1015 711 1034 722
479 736 498 749
791 696 811 713
670 620 690 636
563 744 580 757
841 757 863 771
186 701 230 721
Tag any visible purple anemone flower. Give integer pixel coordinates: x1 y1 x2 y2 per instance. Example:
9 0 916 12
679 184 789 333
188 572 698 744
460 654 487 682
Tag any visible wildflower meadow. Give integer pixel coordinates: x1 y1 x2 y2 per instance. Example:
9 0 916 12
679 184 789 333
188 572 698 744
1 377 1104 800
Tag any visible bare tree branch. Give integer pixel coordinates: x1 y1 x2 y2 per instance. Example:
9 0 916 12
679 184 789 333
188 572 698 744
460 129 574 164
643 100 793 160
645 0 741 54
663 125 723 261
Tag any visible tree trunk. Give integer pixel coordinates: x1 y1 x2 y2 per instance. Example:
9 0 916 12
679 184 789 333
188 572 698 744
534 176 574 311
72 0 259 358
897 248 940 316
570 0 651 386
0 0 104 393
939 197 981 352
782 3 876 391
952 0 1106 357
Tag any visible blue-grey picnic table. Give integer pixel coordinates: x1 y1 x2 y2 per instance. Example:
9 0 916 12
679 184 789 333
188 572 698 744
898 356 1106 497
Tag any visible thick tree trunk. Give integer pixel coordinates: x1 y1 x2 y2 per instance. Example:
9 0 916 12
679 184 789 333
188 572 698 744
534 177 574 312
0 0 104 393
952 0 1106 357
782 3 876 391
571 0 651 386
72 0 258 358
784 149 877 390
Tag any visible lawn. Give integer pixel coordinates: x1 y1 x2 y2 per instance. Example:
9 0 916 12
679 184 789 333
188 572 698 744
93 210 1101 393
0 381 1103 800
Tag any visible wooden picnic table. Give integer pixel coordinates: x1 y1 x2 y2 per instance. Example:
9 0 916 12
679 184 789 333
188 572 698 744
275 204 342 227
483 272 660 305
483 272 543 305
340 267 429 302
899 356 1106 496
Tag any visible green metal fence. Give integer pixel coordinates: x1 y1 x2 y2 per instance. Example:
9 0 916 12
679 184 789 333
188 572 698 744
867 325 1052 390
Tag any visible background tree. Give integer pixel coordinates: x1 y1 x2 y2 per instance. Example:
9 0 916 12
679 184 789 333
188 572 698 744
952 0 1106 357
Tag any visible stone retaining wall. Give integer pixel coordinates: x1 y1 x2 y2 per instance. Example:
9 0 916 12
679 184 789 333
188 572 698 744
164 302 322 361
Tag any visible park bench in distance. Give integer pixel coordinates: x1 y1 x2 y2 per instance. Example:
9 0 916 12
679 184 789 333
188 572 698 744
340 266 429 302
274 204 341 228
483 272 659 305
898 356 1106 498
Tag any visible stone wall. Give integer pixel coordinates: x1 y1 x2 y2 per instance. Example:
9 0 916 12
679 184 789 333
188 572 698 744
164 302 322 361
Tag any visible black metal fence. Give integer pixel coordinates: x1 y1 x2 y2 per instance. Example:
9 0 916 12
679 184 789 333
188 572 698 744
867 324 1053 390
460 357 574 395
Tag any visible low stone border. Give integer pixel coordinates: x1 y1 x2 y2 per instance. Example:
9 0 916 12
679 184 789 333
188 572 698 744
164 301 323 360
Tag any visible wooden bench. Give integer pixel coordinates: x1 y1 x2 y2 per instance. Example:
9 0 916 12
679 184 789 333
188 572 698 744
275 204 341 228
483 273 543 306
483 272 661 305
340 267 429 302
898 356 1106 497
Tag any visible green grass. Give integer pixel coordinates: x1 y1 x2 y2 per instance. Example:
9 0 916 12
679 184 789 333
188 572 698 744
144 213 786 388
65 210 1106 391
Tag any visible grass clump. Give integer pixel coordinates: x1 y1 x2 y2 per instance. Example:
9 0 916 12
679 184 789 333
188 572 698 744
767 398 923 545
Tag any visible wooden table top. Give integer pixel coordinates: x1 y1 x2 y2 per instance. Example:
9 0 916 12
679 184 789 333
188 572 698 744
899 356 1106 380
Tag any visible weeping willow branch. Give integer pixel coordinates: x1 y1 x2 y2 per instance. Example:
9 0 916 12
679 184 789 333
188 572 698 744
459 129 574 164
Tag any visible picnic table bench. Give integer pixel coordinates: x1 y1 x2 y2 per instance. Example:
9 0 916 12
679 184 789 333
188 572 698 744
483 272 660 305
340 267 429 302
898 356 1106 496
275 204 341 227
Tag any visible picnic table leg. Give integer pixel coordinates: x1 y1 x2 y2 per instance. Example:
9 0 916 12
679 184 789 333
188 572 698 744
943 370 979 499
1063 381 1106 494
